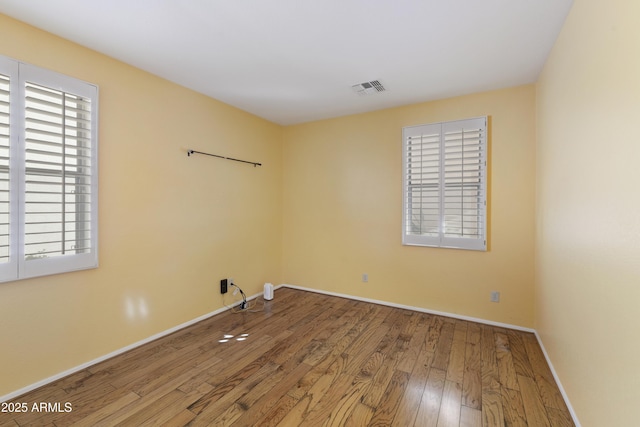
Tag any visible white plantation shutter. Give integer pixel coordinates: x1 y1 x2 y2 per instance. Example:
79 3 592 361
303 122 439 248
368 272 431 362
403 117 487 251
0 57 19 281
0 55 98 282
403 123 442 247
0 74 11 263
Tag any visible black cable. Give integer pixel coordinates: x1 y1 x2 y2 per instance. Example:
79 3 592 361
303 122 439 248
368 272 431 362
231 283 247 310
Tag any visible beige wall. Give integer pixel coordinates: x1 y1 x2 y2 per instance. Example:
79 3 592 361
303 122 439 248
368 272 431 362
283 85 536 327
0 15 283 396
536 0 640 425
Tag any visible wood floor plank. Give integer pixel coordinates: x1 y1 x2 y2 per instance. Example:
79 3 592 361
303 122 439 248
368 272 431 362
179 334 276 400
286 311 376 402
247 394 298 427
506 329 535 378
130 344 223 397
49 385 134 426
480 325 501 391
481 326 505 427
495 332 519 391
190 361 281 425
460 405 482 427
462 340 482 410
273 393 315 427
425 315 445 353
301 300 387 368
372 308 409 353
219 355 313 426
277 353 353 426
267 304 342 366
110 337 211 390
58 369 99 394
343 319 393 374
292 373 356 426
343 402 376 426
481 390 505 427
196 330 291 391
119 388 202 426
415 367 447 426
359 330 420 408
68 392 141 427
367 369 411 427
390 343 432 426
319 367 377 426
87 369 210 426
518 374 552 427
522 333 567 411
467 322 482 345
189 330 291 414
432 321 455 371
546 406 576 427
3 289 572 427
500 386 528 427
305 296 352 340
446 320 468 384
397 313 432 373
436 380 463 427
164 409 197 426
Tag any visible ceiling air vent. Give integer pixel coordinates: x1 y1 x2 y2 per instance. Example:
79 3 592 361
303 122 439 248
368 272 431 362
351 80 386 96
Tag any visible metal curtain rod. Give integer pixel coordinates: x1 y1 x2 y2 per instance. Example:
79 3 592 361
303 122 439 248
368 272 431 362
187 149 262 167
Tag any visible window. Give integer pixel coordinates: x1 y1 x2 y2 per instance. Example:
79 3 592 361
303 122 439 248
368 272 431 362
0 55 98 282
402 117 487 251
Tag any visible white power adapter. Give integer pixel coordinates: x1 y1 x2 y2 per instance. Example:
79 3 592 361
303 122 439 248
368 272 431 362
263 283 274 300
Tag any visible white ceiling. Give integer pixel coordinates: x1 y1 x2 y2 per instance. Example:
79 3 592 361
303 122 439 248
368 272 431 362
0 0 573 125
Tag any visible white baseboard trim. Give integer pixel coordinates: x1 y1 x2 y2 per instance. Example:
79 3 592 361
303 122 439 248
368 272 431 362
0 289 264 403
534 331 581 427
280 284 535 332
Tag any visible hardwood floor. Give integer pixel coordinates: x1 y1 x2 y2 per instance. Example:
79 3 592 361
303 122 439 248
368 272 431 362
1 288 574 426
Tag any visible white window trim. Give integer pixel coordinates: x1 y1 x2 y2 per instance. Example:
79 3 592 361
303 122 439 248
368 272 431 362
0 55 98 282
402 117 487 251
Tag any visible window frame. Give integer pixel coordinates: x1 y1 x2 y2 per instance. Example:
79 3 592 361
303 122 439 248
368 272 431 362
402 117 487 251
0 55 98 283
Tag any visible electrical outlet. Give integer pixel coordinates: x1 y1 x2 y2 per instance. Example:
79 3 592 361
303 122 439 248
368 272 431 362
220 279 228 294
490 291 500 303
362 273 368 283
